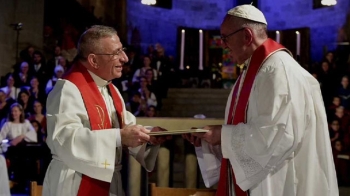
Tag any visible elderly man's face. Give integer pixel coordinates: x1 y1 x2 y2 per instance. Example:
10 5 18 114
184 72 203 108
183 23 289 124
220 18 246 64
93 35 128 81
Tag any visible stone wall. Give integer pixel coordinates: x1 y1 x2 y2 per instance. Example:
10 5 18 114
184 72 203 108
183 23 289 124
127 0 234 58
260 0 350 62
0 0 44 80
127 0 350 62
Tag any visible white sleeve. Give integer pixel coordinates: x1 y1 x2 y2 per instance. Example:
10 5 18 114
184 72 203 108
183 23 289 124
127 124 159 172
0 122 10 141
132 69 141 83
195 141 222 188
24 120 37 142
45 80 53 94
221 60 305 191
147 93 158 107
46 80 118 182
128 143 159 172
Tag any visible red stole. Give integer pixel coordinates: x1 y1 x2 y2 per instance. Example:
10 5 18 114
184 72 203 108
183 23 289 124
217 39 289 196
63 62 124 196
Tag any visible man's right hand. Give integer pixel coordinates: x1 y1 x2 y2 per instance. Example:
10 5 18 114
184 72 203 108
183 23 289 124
120 125 150 147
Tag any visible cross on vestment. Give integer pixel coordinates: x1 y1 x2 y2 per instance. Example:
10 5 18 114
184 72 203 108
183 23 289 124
102 159 110 169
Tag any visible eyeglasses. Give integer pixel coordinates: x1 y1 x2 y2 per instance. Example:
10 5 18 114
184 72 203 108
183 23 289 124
221 28 245 43
94 47 127 60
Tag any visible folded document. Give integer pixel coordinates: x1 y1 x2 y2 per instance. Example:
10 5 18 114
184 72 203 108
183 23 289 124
147 128 208 136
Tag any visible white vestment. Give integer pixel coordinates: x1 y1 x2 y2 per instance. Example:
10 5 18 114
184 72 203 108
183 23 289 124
0 144 10 196
196 51 338 196
43 71 159 196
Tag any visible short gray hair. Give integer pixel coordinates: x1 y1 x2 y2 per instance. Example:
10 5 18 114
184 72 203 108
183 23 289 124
77 25 118 59
226 16 267 39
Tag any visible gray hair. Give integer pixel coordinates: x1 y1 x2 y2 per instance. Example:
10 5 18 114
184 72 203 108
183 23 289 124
77 25 118 59
226 16 267 39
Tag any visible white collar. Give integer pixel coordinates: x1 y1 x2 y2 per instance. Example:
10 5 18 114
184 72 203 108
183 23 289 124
87 70 110 87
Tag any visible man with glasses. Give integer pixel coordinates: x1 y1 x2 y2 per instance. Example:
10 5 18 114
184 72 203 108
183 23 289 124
43 25 169 196
184 4 338 196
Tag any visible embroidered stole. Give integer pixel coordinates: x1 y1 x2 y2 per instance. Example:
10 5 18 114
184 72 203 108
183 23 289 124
64 62 124 196
216 39 289 196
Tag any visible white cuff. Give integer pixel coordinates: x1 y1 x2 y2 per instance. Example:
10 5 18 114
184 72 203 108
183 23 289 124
116 128 122 147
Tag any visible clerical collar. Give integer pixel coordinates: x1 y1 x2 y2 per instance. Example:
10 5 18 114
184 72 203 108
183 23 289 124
243 56 252 70
237 57 251 70
87 70 110 87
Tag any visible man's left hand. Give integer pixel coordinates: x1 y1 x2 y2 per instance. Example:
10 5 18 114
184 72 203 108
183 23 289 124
192 125 222 146
149 126 172 145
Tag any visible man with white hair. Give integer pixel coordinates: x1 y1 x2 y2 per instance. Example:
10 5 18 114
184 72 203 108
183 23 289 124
184 4 338 196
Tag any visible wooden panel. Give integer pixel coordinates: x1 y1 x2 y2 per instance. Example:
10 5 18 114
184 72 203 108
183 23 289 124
136 117 224 130
150 183 216 196
30 181 43 196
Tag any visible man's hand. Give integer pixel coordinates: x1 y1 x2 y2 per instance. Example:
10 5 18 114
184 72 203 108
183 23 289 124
148 126 172 145
194 125 222 146
182 129 202 147
120 125 150 147
183 125 222 146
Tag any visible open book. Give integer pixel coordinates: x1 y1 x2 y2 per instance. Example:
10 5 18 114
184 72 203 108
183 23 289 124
147 128 209 136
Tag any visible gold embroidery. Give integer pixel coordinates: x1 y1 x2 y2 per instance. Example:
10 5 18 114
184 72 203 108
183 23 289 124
95 105 106 129
101 159 110 169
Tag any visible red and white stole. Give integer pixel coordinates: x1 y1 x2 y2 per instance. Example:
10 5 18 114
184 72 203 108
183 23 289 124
216 39 289 196
63 62 124 196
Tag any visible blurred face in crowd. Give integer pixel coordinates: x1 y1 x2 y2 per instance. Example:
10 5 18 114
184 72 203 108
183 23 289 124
140 77 148 88
330 120 340 131
31 121 40 132
0 91 6 102
326 52 333 62
335 106 344 114
11 106 21 121
33 53 42 64
341 76 349 88
20 92 29 104
33 101 43 114
132 94 141 103
56 70 64 78
7 75 15 87
28 47 34 57
147 106 156 117
333 97 340 106
143 56 151 68
335 141 342 152
54 46 61 56
145 69 153 81
321 62 329 72
58 57 67 67
31 77 39 88
21 62 29 74
91 35 128 81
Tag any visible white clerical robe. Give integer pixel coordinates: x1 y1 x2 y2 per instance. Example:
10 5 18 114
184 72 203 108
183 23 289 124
0 144 10 196
196 51 338 196
43 71 159 196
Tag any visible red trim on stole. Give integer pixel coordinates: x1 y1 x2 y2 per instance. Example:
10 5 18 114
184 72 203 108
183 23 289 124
217 39 287 196
64 62 124 196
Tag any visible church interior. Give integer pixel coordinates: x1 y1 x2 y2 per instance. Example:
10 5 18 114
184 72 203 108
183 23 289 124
0 0 350 195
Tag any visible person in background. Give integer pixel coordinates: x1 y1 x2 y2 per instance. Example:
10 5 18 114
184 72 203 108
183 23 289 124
0 103 37 146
